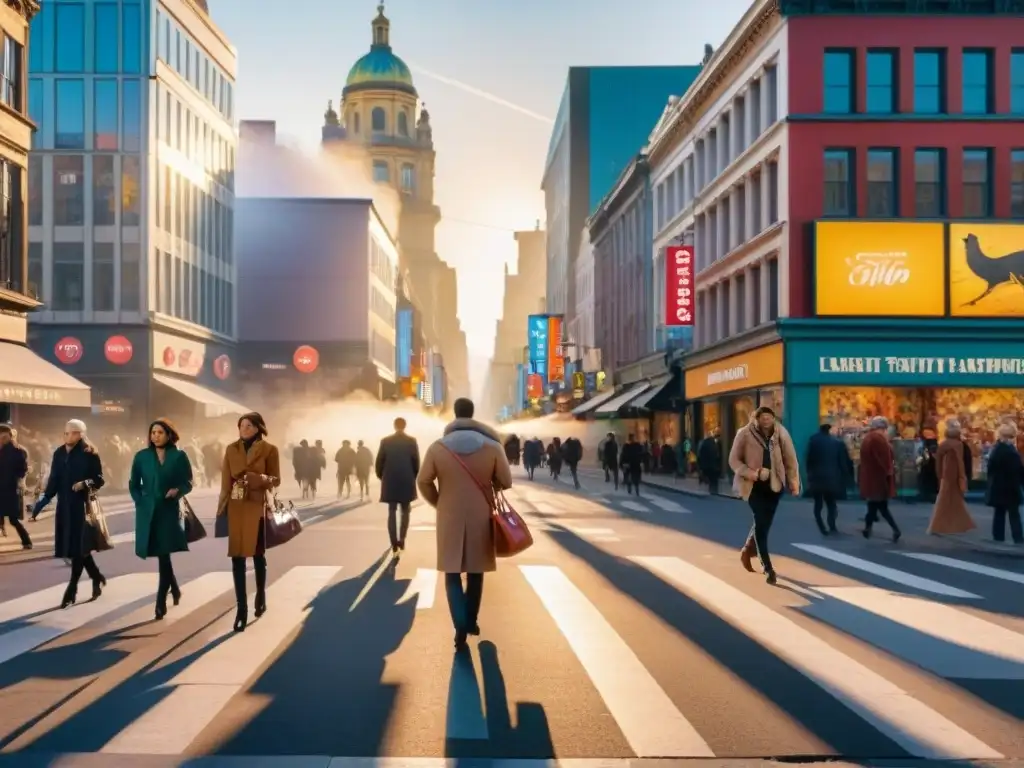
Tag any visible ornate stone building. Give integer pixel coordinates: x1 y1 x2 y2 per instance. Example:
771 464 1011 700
322 4 468 399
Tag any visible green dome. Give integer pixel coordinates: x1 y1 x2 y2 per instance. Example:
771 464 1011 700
344 47 416 97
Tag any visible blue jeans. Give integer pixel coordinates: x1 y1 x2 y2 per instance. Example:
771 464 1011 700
445 572 483 630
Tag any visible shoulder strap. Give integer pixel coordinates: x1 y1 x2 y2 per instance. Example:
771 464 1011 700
440 444 493 503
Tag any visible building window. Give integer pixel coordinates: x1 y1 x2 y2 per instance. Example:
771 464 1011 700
373 160 389 183
28 242 42 299
823 50 854 114
913 50 944 114
371 107 386 133
768 258 779 321
53 155 84 226
401 164 415 193
93 242 115 312
94 79 118 150
865 50 897 113
962 148 992 218
866 149 897 217
28 156 42 226
397 111 409 137
28 78 41 149
1 35 22 112
0 162 21 294
52 243 84 311
914 149 945 218
122 2 142 74
94 4 118 73
961 50 992 115
1013 51 1024 114
93 155 115 225
122 80 141 152
1012 150 1024 219
54 3 84 73
823 149 854 216
54 79 85 149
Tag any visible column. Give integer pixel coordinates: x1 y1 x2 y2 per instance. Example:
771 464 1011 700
728 186 740 251
745 79 758 146
714 202 726 263
744 174 757 238
759 68 771 135
714 284 725 344
727 275 738 338
760 161 772 230
759 258 770 325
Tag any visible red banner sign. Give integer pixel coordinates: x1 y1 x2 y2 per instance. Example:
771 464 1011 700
526 373 544 399
666 245 694 326
54 337 83 365
293 345 319 374
547 315 564 383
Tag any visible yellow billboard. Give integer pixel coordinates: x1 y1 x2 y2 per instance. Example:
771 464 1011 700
949 224 1024 317
814 221 946 316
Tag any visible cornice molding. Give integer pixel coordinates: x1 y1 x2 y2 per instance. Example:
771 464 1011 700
5 0 40 21
649 0 780 169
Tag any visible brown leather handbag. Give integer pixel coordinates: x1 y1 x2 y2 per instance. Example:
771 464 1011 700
263 492 302 548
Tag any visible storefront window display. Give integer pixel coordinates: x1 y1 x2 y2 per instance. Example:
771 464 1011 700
702 401 720 435
759 387 784 418
653 412 679 446
819 386 1024 481
733 394 755 429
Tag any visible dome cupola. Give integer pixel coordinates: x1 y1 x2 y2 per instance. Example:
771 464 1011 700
344 3 417 98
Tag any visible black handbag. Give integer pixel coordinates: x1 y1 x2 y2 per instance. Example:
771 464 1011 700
84 493 114 552
215 509 228 538
180 498 207 543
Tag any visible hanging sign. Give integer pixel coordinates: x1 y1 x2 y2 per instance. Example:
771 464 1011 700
666 245 695 326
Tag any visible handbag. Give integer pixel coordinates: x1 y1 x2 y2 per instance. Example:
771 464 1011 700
263 492 302 548
180 497 207 543
84 492 114 552
441 446 532 558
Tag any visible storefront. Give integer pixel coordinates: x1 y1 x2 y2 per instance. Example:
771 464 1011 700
683 341 785 471
783 319 1024 491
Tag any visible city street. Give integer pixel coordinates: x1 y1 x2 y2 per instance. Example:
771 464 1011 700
0 469 1020 767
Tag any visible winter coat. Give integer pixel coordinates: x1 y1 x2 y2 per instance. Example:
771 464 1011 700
601 439 619 467
562 437 582 465
354 446 373 477
335 446 356 477
697 437 721 480
217 438 281 558
376 432 420 504
0 442 28 520
857 430 894 502
927 437 976 535
416 418 512 573
620 441 645 472
130 445 193 559
805 430 849 496
522 439 542 468
728 419 800 500
984 440 1024 509
39 440 105 559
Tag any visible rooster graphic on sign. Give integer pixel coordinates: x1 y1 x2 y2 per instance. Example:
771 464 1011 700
961 233 1024 307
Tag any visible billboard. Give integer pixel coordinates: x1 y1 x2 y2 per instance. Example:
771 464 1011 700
949 223 1024 317
396 309 413 377
813 221 945 316
547 315 564 384
665 245 694 326
527 314 549 379
526 373 544 399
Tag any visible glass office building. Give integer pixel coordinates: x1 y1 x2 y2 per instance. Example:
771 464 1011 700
26 0 243 432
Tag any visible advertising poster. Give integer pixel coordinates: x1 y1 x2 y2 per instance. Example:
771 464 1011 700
527 314 548 379
813 221 945 316
949 223 1024 317
547 315 564 384
665 245 695 326
526 373 544 399
396 309 413 377
572 371 585 399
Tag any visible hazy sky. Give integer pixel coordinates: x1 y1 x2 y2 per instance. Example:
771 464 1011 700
213 0 749 386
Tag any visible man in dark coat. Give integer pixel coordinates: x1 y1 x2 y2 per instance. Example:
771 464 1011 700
522 437 542 480
0 424 32 549
620 434 645 496
697 429 722 495
376 417 420 554
601 433 619 489
804 422 851 534
562 436 583 489
32 419 107 607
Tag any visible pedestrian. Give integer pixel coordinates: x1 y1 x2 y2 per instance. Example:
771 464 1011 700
335 440 356 499
927 419 977 536
697 428 722 495
729 407 800 585
522 437 542 480
32 419 108 608
376 417 420 556
416 397 512 650
547 438 563 480
601 432 619 489
217 412 281 633
0 424 32 549
858 416 901 541
129 419 194 619
620 434 645 495
310 440 327 499
984 421 1024 544
562 435 582 489
354 440 373 499
293 439 311 499
804 421 850 534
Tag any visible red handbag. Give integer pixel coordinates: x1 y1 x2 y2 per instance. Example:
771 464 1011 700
441 446 533 558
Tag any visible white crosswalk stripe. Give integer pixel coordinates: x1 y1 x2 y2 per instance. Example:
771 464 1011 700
0 544 1020 759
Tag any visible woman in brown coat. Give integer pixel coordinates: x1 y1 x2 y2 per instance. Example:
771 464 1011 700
858 416 901 541
217 412 281 632
416 398 512 650
927 419 976 535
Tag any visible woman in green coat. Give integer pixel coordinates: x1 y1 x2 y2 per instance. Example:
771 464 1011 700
129 418 193 619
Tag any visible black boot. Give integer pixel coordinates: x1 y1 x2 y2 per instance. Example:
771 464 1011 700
155 567 169 620
253 556 267 618
231 557 248 632
60 584 76 609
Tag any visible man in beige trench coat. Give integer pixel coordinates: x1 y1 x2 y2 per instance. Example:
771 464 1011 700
417 398 513 650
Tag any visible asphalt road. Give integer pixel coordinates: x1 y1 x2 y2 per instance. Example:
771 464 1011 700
0 468 1021 768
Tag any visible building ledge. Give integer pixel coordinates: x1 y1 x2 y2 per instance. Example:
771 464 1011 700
779 317 1024 341
680 322 781 369
0 287 41 312
788 112 1024 123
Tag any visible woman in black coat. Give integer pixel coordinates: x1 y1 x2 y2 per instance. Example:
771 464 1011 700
32 419 107 608
985 422 1024 544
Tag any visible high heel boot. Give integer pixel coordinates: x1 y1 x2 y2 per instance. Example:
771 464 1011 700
60 584 76 609
253 556 267 618
231 557 248 632
155 564 169 620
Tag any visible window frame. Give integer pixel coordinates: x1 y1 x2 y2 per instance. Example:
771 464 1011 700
913 49 945 115
866 148 898 217
913 148 945 218
1011 50 1024 114
823 49 856 114
822 148 855 217
54 3 85 74
961 49 993 115
1011 149 1024 219
865 49 897 114
962 148 993 218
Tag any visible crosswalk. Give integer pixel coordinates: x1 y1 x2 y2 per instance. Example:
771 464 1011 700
0 537 1019 760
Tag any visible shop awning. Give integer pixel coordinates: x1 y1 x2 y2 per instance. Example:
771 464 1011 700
595 381 651 418
570 388 619 417
624 375 674 411
0 342 91 408
153 373 251 418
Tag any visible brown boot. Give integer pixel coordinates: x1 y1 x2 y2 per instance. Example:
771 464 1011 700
739 538 757 572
